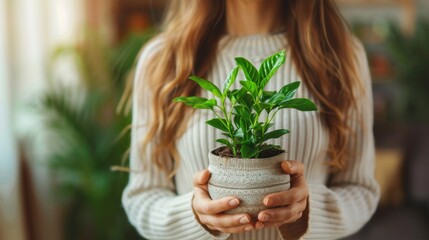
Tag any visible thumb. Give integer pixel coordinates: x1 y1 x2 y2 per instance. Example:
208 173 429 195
193 169 211 186
282 160 306 188
281 160 304 176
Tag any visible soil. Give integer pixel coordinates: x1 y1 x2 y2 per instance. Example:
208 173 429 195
213 145 284 158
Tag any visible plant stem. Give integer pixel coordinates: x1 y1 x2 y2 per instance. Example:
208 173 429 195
267 109 280 126
216 99 236 151
252 89 265 157
257 108 280 151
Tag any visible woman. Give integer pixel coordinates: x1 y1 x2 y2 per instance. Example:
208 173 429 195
122 0 380 239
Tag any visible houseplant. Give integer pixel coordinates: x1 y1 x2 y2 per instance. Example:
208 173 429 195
387 20 429 209
387 20 429 123
173 50 317 217
37 31 154 240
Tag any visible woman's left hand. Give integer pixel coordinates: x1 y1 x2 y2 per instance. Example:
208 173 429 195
255 160 308 229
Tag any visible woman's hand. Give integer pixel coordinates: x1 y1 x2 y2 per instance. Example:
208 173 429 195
255 160 309 229
192 170 254 234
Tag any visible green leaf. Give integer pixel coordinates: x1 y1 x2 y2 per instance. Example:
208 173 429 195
241 93 255 109
241 143 258 158
222 132 231 138
254 104 263 114
233 114 241 128
259 103 274 112
239 80 258 97
253 128 263 144
227 88 244 102
254 122 263 131
279 81 300 100
262 90 277 101
267 93 287 105
263 129 290 141
189 76 222 98
173 96 216 109
235 57 260 83
265 123 275 130
233 106 251 120
279 98 318 111
195 99 217 109
223 66 240 95
206 118 229 132
239 118 249 139
234 128 244 139
216 139 231 147
259 50 286 88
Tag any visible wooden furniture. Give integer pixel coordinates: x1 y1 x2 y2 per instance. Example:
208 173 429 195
375 149 404 207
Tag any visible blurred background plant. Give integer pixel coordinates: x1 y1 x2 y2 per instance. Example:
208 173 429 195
385 20 429 219
387 20 429 123
36 30 154 240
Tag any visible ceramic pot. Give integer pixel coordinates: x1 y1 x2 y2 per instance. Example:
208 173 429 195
207 149 290 218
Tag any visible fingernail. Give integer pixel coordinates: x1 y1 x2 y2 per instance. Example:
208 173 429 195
261 213 270 221
264 198 272 206
286 161 293 169
244 225 253 231
229 198 239 207
239 216 249 224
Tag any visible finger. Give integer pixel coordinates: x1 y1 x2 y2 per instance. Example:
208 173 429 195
255 221 265 230
194 185 212 200
255 220 297 229
194 188 240 214
258 210 304 228
193 169 211 187
281 160 304 176
281 161 307 188
199 213 252 228
258 199 306 223
263 187 308 207
207 223 254 234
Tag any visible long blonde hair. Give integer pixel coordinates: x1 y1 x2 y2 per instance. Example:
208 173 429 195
135 0 361 176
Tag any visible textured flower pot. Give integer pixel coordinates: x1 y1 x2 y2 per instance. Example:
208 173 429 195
208 148 290 218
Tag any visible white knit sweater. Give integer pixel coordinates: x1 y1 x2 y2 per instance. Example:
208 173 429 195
122 33 380 240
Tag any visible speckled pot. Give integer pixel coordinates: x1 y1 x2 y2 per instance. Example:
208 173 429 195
207 149 290 218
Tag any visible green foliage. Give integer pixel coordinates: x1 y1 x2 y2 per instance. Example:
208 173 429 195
40 86 135 240
38 31 155 240
173 50 318 158
387 20 429 122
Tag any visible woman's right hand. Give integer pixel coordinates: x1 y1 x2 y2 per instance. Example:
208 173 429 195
192 170 254 234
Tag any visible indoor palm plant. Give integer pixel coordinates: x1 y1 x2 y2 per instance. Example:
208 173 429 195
38 30 154 240
174 50 317 216
387 20 429 123
387 20 429 209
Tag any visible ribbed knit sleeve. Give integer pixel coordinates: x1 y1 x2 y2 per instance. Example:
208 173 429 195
121 38 230 240
278 40 380 240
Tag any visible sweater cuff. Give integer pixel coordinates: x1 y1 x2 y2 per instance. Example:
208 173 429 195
277 194 311 239
185 191 230 240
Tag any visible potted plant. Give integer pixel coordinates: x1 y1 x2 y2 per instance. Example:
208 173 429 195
37 31 154 240
173 50 318 217
387 21 429 207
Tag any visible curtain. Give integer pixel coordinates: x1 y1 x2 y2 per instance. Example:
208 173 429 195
0 1 85 239
0 0 25 239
